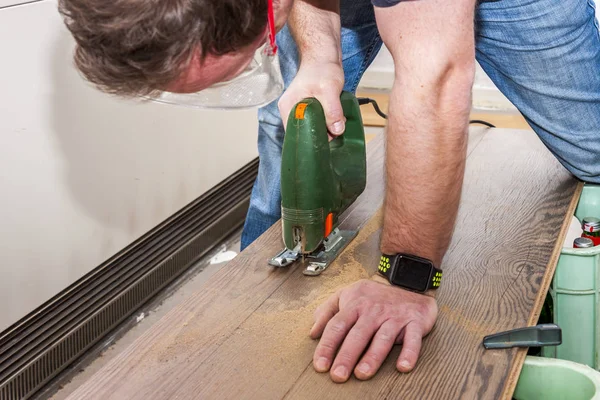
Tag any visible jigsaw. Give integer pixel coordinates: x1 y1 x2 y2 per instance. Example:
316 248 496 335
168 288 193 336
269 91 367 275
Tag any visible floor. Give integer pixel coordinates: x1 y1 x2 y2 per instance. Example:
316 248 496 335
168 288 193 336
49 105 572 400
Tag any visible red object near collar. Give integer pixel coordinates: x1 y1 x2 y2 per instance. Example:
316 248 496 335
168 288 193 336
267 0 278 55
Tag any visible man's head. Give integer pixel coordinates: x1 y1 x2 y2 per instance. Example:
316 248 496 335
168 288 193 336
58 0 293 97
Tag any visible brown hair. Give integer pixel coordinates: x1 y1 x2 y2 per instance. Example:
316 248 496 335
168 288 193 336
58 0 268 97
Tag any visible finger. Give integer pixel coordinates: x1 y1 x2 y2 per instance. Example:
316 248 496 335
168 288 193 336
312 309 359 374
354 320 402 380
330 317 381 383
320 90 346 136
397 323 423 373
310 290 341 339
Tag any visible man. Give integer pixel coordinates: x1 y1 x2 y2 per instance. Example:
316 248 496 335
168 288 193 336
59 0 600 384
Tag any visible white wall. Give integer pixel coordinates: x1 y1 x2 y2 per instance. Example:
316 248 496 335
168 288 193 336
0 1 258 331
0 0 35 8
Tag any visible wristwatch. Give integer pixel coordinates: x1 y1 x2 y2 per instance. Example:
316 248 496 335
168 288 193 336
378 253 443 293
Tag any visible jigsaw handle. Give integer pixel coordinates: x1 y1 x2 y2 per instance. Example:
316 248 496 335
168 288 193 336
329 92 366 146
281 91 366 253
329 92 368 204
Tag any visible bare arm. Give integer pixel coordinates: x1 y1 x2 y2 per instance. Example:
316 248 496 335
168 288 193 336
278 0 347 135
376 0 476 267
309 0 477 383
288 0 341 65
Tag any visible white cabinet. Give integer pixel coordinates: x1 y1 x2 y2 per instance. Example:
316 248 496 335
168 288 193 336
0 0 259 331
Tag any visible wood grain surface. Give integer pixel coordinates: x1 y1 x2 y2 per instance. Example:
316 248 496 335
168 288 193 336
66 128 579 400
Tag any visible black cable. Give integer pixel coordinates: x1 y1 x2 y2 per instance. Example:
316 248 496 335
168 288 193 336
358 96 496 128
357 97 388 119
468 119 496 128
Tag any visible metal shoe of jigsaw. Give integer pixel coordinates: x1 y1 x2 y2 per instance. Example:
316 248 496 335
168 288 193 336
269 92 367 275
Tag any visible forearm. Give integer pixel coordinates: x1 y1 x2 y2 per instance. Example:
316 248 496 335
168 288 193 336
375 1 476 268
288 0 341 63
381 68 471 267
279 0 346 134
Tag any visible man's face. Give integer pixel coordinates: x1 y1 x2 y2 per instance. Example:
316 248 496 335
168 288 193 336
166 0 294 94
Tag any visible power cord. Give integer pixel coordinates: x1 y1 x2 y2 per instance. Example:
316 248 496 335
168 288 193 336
357 97 496 128
468 119 496 128
357 97 388 119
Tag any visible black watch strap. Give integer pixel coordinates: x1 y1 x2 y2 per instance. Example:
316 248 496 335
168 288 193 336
378 253 443 292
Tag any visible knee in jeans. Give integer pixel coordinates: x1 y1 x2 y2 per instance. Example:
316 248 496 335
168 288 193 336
575 168 600 184
566 153 600 183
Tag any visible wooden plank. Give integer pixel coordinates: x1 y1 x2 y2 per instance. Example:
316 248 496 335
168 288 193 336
64 129 387 400
67 128 579 400
284 130 580 400
466 126 488 157
501 181 583 399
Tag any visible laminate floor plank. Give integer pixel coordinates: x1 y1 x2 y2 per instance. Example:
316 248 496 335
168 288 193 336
65 130 387 400
284 129 579 399
66 128 578 400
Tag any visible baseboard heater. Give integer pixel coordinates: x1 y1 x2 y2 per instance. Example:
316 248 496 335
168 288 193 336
0 158 259 400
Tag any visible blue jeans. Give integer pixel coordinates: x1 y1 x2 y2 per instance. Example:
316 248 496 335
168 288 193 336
241 0 600 249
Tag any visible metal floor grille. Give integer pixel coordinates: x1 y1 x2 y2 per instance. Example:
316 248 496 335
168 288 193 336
0 159 259 400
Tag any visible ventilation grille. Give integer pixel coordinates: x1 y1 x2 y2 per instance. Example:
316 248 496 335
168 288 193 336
0 159 259 400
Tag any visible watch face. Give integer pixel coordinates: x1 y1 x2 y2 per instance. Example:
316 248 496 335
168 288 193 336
391 256 433 292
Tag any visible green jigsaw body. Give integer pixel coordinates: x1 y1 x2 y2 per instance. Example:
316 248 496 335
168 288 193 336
281 91 367 254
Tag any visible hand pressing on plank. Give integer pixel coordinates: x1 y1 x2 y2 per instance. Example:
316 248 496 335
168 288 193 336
310 278 438 382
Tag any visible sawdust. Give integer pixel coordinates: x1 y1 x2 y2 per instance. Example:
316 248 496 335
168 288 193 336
242 258 371 355
155 327 200 364
242 209 385 350
243 307 315 357
149 208 385 365
351 208 384 246
304 208 383 305
439 304 491 337
149 311 225 365
146 254 375 366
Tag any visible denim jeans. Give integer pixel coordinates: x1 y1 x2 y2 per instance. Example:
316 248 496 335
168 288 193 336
241 0 600 249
